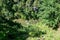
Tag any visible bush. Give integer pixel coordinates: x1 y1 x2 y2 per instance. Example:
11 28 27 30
0 0 60 40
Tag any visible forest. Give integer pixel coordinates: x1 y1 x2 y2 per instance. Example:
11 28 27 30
0 0 60 40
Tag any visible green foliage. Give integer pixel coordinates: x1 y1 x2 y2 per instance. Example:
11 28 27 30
0 0 60 40
0 0 60 27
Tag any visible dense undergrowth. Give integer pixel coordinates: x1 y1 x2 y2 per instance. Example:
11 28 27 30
0 0 60 40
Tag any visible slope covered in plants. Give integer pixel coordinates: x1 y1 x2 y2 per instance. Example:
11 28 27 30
0 0 60 40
